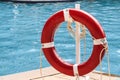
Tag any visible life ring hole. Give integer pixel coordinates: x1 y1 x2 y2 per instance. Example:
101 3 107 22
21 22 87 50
54 21 94 64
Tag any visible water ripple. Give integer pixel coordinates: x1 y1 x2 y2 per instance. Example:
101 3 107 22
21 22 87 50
0 1 120 76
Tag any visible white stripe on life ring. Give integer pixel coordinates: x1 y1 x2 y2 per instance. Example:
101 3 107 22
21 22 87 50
73 64 79 76
63 9 70 22
42 42 54 48
93 38 107 45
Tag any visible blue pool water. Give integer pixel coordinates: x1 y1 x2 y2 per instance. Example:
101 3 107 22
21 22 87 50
0 0 120 76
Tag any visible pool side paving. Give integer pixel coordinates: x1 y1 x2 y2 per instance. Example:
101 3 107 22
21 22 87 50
1 67 120 80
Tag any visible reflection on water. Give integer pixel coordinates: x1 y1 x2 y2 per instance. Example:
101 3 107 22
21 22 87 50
13 4 19 19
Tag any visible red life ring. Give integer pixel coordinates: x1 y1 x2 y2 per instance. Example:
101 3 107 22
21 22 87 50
41 9 107 76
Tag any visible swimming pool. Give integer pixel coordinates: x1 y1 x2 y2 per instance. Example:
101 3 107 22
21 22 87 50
0 0 120 76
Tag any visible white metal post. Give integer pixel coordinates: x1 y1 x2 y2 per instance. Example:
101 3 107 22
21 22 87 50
75 4 90 80
75 4 81 64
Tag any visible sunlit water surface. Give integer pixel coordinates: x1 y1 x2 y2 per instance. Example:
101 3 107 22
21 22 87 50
0 0 120 76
